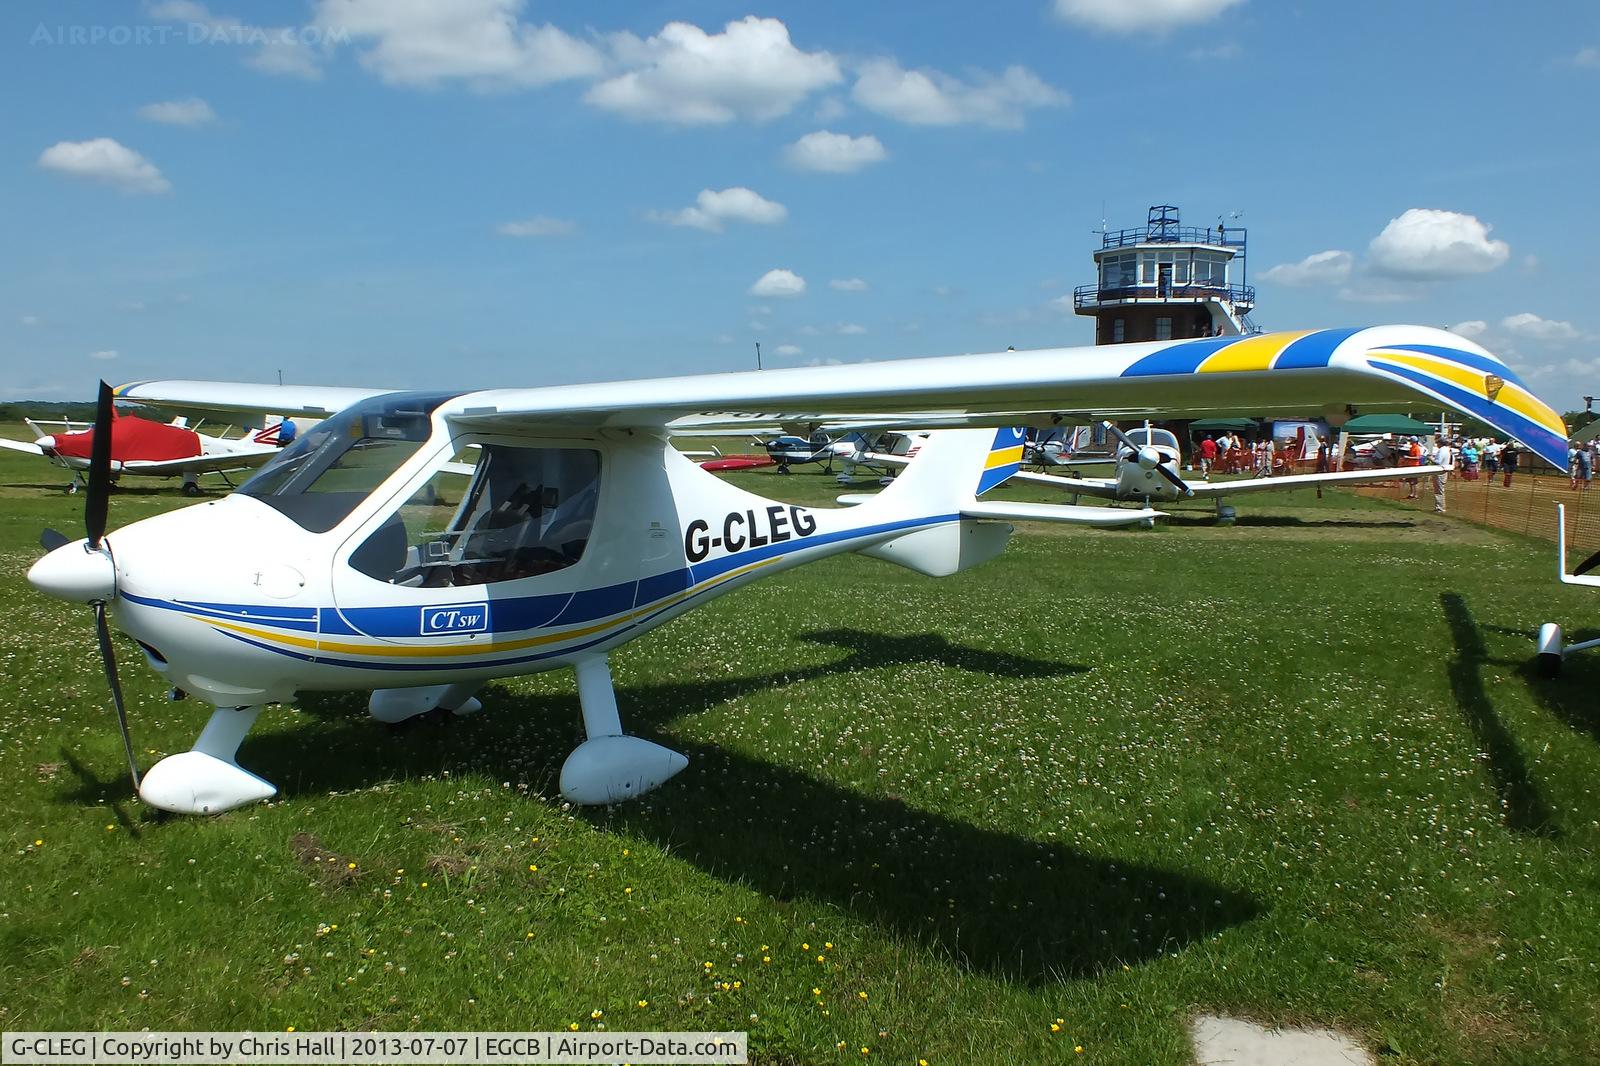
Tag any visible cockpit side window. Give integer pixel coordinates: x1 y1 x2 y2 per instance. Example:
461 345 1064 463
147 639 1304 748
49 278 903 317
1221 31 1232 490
239 392 452 532
350 444 602 587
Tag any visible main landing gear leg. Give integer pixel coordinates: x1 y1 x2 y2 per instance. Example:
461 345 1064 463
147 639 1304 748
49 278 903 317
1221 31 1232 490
138 705 276 814
1215 499 1236 526
559 654 687 805
368 683 483 724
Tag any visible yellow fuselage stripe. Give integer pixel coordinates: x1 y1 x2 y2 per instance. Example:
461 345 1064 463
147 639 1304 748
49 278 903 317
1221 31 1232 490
195 556 778 660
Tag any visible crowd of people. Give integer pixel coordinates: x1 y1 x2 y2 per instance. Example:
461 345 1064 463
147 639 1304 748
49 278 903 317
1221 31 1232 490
1186 429 1597 517
1193 431 1310 478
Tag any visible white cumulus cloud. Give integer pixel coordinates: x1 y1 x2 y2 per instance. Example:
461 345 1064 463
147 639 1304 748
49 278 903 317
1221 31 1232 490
496 216 577 237
312 0 602 88
852 58 1066 129
90 349 119 361
829 277 869 292
38 139 171 194
750 269 806 297
652 188 787 232
784 130 888 173
1449 320 1489 339
774 344 803 356
1367 208 1510 280
1052 0 1247 33
150 1 325 80
587 17 841 124
1501 312 1580 343
1259 249 1353 287
137 97 217 125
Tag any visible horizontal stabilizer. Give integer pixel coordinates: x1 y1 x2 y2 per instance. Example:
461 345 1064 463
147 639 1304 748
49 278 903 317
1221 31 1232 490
960 500 1164 526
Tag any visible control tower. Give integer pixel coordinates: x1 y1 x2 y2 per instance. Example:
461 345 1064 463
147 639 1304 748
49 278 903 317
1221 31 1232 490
1073 205 1256 344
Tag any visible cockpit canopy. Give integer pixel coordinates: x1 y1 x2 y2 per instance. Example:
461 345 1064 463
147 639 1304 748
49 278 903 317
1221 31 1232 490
1122 427 1180 452
239 391 455 532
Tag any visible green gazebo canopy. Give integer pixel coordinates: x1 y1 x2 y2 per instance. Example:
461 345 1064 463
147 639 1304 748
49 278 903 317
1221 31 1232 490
1341 414 1434 435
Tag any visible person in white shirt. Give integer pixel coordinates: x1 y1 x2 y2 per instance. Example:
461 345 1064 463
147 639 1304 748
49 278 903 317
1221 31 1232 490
1431 439 1455 514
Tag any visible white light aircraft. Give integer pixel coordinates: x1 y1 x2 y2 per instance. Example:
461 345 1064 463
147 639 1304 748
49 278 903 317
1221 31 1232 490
0 410 286 494
1034 421 1443 522
28 326 1568 816
859 421 1442 523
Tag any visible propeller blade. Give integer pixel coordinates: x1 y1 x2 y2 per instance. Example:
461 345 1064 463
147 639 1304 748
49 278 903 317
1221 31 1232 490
1575 547 1600 577
85 380 115 549
40 527 69 551
1154 461 1194 497
1100 420 1139 455
93 601 141 792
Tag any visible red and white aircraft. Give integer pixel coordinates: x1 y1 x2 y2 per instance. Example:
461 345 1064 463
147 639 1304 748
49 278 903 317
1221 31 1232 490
0 408 285 494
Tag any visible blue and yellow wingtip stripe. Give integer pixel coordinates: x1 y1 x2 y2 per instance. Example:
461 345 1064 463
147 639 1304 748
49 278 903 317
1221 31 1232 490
1367 360 1568 470
976 427 1026 497
1364 345 1568 439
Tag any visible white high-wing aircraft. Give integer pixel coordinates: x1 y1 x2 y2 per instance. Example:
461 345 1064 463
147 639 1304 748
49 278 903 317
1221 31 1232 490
1027 421 1443 522
28 326 1568 816
858 421 1442 523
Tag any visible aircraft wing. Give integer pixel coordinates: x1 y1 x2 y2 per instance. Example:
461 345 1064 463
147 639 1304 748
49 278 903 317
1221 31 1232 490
1177 465 1446 498
118 327 1570 470
0 437 48 457
114 380 392 422
120 451 281 476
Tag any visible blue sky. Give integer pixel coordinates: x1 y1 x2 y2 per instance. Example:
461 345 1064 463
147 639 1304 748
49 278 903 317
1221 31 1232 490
2 0 1597 411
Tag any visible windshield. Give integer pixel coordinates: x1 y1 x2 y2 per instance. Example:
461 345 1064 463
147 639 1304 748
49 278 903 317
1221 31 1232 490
239 391 456 532
1127 428 1180 450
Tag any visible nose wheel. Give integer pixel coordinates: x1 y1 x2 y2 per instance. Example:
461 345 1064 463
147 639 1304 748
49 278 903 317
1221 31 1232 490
139 705 276 814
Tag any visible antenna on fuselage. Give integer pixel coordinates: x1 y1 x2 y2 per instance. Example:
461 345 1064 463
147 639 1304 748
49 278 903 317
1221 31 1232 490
755 342 763 371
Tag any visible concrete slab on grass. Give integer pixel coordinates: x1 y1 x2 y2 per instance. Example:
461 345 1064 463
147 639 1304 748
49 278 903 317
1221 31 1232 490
1190 1014 1372 1066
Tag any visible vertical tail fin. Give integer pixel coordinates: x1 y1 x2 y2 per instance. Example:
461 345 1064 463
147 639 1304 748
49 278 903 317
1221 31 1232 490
870 427 1023 515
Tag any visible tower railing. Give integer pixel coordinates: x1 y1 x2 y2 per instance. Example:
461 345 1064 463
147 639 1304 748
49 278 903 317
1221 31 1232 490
1100 226 1244 249
1074 282 1256 309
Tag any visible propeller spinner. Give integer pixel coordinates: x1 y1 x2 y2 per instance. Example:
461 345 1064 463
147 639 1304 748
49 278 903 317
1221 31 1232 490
1100 420 1193 497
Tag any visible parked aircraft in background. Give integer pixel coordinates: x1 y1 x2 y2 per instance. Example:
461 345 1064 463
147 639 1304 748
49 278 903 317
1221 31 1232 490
0 409 284 494
864 420 1445 524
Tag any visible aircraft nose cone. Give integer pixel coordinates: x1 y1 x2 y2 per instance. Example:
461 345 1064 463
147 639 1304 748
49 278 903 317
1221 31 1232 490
28 540 116 603
36 435 57 454
1137 447 1162 468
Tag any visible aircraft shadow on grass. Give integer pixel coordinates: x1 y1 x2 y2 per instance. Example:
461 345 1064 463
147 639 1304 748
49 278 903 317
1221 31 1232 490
1438 592 1560 837
68 627 1259 983
1159 513 1416 530
1457 617 1600 754
1516 629 1600 748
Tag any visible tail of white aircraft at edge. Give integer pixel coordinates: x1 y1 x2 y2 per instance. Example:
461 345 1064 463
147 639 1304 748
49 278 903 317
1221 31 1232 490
838 427 1162 577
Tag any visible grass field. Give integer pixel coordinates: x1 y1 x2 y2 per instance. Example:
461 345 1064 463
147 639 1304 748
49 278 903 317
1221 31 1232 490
2 437 1598 1064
